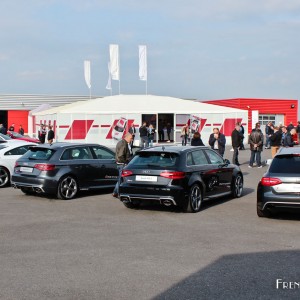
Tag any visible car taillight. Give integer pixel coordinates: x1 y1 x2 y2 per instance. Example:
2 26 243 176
160 171 186 179
122 170 133 177
14 162 19 168
34 164 56 171
261 177 282 186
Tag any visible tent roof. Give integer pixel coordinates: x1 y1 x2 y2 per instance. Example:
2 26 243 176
29 103 52 116
33 95 247 116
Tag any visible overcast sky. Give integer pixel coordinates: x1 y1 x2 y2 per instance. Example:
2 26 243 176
1 0 300 102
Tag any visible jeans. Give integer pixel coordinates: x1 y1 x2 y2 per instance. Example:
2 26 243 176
140 136 149 149
113 164 125 196
249 150 261 166
232 147 239 165
265 135 270 148
181 134 188 146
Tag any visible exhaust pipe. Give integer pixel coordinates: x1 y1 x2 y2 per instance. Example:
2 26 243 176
121 196 131 204
11 184 17 189
34 187 43 194
161 199 173 206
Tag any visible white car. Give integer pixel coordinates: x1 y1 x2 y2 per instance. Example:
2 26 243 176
112 117 128 140
0 141 37 187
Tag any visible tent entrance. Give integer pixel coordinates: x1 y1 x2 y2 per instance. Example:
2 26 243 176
157 113 174 142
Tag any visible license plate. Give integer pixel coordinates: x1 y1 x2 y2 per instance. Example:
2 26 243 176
136 175 157 182
20 166 33 173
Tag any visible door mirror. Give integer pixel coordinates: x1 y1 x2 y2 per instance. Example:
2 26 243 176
224 159 230 165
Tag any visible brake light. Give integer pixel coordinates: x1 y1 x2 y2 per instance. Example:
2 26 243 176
121 170 133 177
261 177 282 186
160 171 186 179
34 164 56 171
14 162 19 168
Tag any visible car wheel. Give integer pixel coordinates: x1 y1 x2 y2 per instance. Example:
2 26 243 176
232 174 243 198
20 187 35 195
0 166 10 188
257 203 271 218
57 176 78 200
185 184 202 213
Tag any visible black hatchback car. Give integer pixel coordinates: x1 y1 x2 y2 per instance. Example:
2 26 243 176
257 147 300 217
11 143 118 199
119 146 243 212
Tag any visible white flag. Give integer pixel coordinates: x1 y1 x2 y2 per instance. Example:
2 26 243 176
109 44 120 80
106 62 112 90
84 60 91 89
139 45 147 81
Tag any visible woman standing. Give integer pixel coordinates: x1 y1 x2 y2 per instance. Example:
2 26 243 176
181 124 189 146
147 124 156 147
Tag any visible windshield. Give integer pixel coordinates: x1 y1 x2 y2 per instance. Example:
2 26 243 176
21 147 55 161
269 155 300 174
129 152 179 168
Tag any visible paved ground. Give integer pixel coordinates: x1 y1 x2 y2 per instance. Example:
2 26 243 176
0 147 300 300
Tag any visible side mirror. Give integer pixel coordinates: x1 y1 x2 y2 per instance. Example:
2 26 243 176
224 159 230 165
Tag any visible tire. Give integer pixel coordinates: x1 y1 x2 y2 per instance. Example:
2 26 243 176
0 166 10 188
20 187 35 195
232 173 243 198
257 203 271 218
123 201 140 209
184 184 202 213
57 176 78 200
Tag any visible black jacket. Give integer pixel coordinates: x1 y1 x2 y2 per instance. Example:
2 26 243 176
231 129 241 148
47 130 55 140
139 126 148 137
191 137 205 146
269 131 282 147
249 129 263 151
208 133 226 155
283 132 294 147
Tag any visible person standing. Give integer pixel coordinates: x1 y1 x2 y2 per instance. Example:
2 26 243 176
0 124 7 135
231 123 242 166
128 122 136 150
47 125 55 144
191 132 205 146
112 133 133 198
238 122 245 150
287 122 294 132
158 121 164 142
18 125 24 136
38 124 47 144
181 124 189 146
147 124 156 147
166 122 172 142
282 126 295 147
139 122 148 149
265 122 274 149
248 126 264 168
208 128 226 157
296 121 300 142
8 123 15 132
269 126 282 158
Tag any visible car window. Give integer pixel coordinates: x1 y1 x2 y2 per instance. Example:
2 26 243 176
4 145 31 156
205 149 224 165
22 147 55 160
190 150 209 165
91 146 115 159
61 147 93 160
269 155 300 173
129 152 179 168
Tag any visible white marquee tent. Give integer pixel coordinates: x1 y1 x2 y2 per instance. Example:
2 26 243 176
33 95 248 146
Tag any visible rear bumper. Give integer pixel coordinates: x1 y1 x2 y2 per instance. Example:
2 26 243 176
119 184 186 206
11 174 58 194
257 184 300 210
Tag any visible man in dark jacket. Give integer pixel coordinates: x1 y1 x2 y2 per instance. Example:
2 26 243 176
269 126 282 158
113 133 133 198
47 125 55 144
282 126 295 147
248 127 264 168
0 124 7 135
231 123 242 166
139 122 148 149
208 128 226 157
265 122 274 149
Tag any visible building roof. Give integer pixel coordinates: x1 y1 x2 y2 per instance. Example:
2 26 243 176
33 95 247 116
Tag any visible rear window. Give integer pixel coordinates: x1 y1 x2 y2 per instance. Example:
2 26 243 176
129 152 179 168
22 147 55 161
269 155 300 173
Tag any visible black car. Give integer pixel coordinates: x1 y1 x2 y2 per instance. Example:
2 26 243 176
257 147 300 217
12 143 118 199
119 145 243 212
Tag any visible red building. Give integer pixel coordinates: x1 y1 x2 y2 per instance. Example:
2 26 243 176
202 98 298 133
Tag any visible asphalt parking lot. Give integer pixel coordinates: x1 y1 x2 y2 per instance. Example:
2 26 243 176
1 146 300 300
